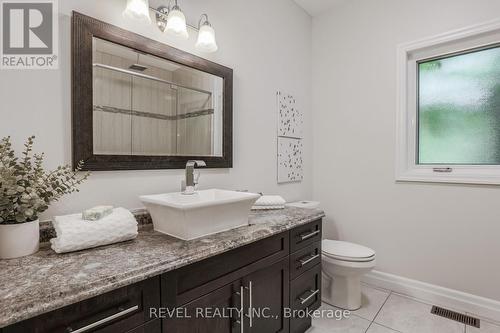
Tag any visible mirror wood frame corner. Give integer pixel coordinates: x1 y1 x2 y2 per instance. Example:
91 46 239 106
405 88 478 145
71 12 233 171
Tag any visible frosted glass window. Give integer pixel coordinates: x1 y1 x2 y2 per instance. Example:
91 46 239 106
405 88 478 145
418 45 500 165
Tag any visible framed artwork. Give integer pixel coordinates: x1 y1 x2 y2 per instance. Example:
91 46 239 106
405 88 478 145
277 137 303 183
277 91 303 139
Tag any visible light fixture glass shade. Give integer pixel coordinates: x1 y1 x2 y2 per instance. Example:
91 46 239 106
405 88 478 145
195 23 218 53
165 7 189 39
123 0 151 23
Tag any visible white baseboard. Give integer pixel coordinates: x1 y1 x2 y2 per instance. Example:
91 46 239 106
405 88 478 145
362 270 500 323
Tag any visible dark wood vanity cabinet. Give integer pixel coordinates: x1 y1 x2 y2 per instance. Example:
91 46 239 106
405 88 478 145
162 219 322 333
161 231 291 333
3 220 322 333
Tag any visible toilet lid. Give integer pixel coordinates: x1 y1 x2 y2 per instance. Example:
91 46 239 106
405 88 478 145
322 240 375 262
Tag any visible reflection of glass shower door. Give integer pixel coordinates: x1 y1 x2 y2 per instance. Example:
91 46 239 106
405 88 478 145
175 87 214 156
92 58 133 156
131 75 177 156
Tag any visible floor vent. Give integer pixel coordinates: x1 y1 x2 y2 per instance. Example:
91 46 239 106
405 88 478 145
431 306 480 328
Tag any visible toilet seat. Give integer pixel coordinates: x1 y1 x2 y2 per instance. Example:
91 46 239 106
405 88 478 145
322 240 375 262
322 254 376 269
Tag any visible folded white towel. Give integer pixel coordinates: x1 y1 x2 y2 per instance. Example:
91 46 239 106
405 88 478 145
253 195 286 206
252 195 286 210
50 207 138 254
252 205 285 210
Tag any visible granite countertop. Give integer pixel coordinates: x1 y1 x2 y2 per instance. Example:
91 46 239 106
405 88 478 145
0 207 325 328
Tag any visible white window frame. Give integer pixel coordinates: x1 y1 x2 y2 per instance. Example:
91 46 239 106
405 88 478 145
396 19 500 185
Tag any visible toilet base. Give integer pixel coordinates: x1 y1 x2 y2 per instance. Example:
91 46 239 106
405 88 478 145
322 272 362 310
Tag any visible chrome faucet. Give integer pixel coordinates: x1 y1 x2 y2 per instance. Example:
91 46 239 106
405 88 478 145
183 160 206 195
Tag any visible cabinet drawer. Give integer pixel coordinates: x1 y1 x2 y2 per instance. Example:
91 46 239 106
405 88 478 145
289 265 321 333
290 220 322 253
290 241 321 280
290 264 321 311
5 277 160 333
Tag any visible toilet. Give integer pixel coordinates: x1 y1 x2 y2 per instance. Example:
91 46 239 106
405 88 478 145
321 239 376 310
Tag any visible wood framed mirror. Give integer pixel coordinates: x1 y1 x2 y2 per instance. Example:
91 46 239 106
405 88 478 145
72 12 232 171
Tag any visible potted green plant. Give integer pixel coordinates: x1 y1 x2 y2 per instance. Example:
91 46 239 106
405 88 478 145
0 136 89 259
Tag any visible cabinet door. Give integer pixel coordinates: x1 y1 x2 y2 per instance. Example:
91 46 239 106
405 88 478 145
163 282 241 333
242 258 289 333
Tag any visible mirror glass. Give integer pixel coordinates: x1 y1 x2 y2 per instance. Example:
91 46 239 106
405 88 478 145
92 37 223 157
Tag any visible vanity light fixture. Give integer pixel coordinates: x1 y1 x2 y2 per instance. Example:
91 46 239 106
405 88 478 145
195 14 218 53
164 1 189 39
123 0 152 23
124 0 219 53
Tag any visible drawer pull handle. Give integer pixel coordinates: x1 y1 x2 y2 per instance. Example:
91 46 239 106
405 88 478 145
299 230 320 241
235 285 244 333
66 305 139 333
245 281 253 328
298 289 320 305
299 253 320 266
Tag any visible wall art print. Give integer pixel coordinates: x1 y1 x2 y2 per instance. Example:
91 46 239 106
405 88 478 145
277 91 303 138
277 137 303 183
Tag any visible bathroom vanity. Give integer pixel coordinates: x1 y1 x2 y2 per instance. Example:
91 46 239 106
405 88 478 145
0 208 324 333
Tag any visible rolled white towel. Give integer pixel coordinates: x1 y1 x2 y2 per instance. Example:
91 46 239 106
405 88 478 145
252 195 286 210
50 207 138 254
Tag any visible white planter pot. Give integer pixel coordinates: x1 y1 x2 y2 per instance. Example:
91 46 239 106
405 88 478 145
0 219 40 259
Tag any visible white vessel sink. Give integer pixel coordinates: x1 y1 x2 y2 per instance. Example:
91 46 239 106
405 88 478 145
140 189 260 240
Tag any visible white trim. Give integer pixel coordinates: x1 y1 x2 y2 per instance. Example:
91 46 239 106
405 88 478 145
395 19 500 185
363 270 500 323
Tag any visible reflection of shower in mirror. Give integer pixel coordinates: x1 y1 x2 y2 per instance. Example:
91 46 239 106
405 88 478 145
91 37 224 157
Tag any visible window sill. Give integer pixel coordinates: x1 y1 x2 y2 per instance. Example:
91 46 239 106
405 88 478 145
396 168 500 185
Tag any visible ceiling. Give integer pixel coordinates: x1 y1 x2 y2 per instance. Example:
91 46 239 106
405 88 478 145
293 0 346 16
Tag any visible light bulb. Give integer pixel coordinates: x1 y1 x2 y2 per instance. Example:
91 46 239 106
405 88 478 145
123 0 151 23
165 6 189 39
195 23 218 53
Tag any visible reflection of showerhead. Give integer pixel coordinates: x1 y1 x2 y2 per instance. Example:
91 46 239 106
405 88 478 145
129 64 148 71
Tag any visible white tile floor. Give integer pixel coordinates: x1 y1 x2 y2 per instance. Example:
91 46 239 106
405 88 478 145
307 283 500 333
